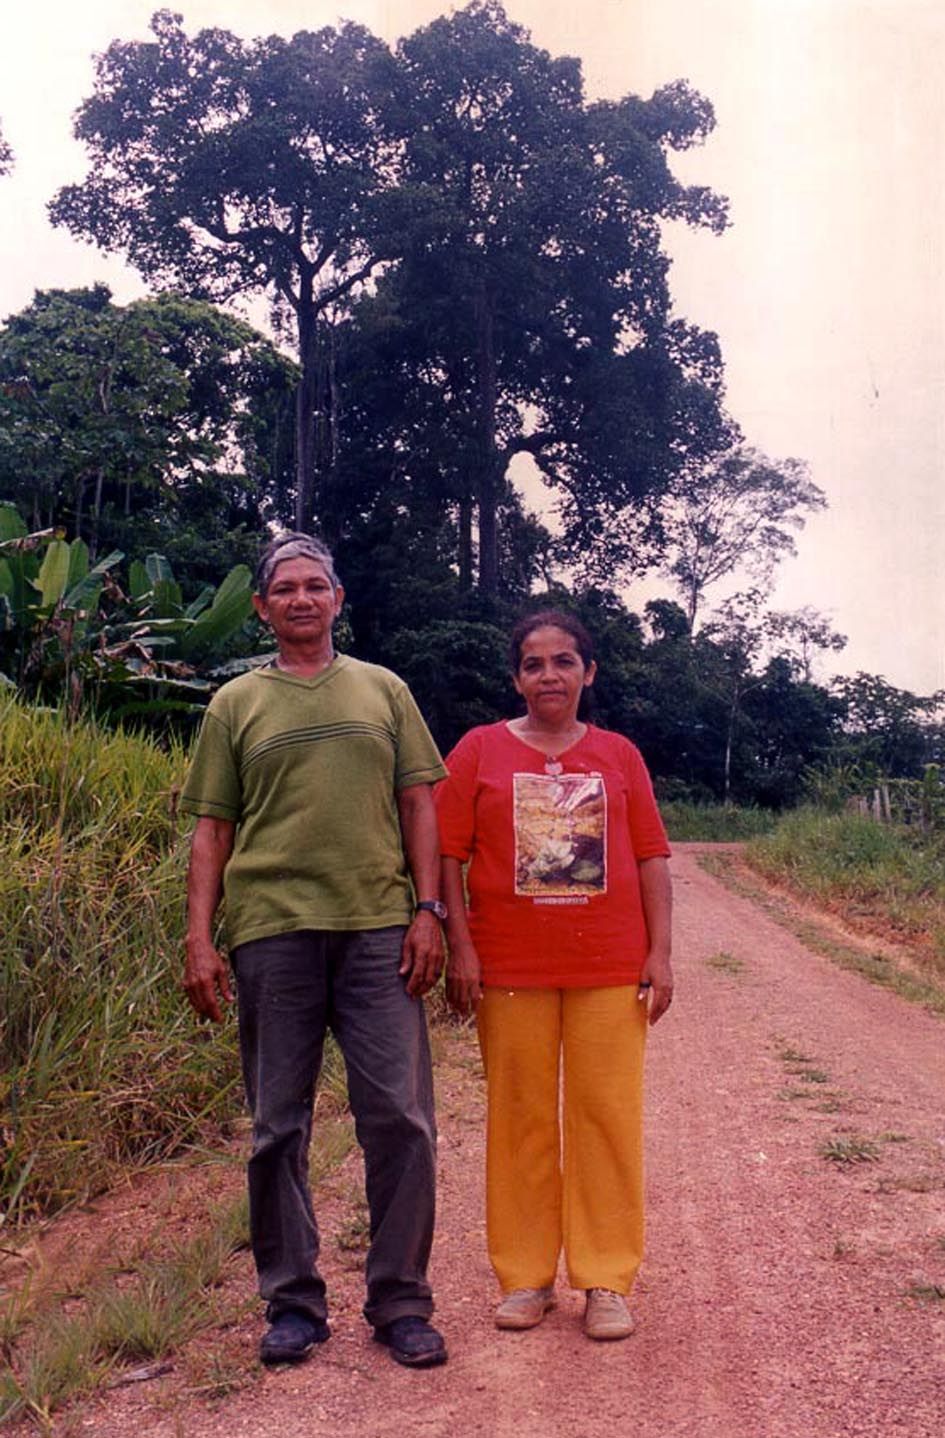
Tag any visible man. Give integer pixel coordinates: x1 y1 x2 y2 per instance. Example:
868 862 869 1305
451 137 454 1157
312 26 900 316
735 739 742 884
181 532 449 1369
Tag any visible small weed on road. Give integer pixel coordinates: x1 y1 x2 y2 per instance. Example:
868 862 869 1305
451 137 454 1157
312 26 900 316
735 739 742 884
906 1283 945 1303
820 1136 881 1166
705 951 746 976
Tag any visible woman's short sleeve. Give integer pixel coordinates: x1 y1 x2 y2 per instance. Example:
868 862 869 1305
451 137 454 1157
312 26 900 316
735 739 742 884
623 742 671 860
434 729 484 863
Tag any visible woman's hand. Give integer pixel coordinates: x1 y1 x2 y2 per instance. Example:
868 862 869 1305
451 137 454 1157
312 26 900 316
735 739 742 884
446 942 482 1017
638 948 674 1026
637 855 673 1025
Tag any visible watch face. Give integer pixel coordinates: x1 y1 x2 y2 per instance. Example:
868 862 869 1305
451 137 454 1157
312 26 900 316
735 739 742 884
417 900 447 920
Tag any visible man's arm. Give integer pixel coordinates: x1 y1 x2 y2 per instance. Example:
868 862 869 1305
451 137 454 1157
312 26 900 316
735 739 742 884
637 854 673 1026
441 856 481 1016
396 783 445 998
184 815 236 1023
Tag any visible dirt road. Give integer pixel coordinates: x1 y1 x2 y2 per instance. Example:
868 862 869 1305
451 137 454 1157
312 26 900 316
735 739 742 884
39 846 945 1435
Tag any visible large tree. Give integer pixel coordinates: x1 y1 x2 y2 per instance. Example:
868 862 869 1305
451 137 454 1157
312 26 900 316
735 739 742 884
387 1 732 593
49 9 408 531
52 3 732 594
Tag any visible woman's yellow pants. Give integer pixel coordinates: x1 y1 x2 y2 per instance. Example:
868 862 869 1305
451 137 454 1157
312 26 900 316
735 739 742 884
477 984 647 1296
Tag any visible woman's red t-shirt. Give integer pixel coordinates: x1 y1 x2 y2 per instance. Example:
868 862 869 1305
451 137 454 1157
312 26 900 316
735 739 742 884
435 722 670 988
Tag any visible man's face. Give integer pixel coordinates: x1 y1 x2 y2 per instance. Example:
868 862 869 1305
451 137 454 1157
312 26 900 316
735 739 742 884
252 556 344 647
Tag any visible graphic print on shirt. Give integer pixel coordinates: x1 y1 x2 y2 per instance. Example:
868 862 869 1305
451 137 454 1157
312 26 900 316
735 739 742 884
513 772 607 899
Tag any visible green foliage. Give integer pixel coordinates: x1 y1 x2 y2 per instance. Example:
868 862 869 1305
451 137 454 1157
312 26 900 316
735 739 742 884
805 763 945 829
664 446 827 628
747 807 945 966
51 3 732 589
0 287 296 575
384 620 513 754
660 801 777 842
0 698 241 1224
832 672 944 777
49 12 405 533
0 509 255 723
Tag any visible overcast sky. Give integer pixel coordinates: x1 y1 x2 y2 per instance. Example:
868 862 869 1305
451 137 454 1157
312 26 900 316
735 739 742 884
1 0 942 694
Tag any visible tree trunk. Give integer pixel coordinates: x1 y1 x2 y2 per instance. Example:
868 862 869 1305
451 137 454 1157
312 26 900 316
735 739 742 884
74 477 85 546
294 271 318 532
458 497 473 591
723 682 741 805
89 469 104 562
474 282 499 596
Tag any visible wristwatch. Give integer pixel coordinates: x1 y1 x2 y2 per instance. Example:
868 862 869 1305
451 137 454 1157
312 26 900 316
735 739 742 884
415 899 448 921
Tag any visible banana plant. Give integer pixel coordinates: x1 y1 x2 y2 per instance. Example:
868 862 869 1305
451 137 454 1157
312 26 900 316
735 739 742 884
118 551 254 663
0 502 255 722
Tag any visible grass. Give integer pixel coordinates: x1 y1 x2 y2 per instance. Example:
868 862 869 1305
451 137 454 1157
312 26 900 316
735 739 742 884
820 1136 881 1166
906 1283 945 1303
704 951 746 975
0 697 243 1226
702 848 945 1017
745 808 945 979
0 1069 357 1428
0 1192 250 1428
771 1039 847 1118
660 801 777 843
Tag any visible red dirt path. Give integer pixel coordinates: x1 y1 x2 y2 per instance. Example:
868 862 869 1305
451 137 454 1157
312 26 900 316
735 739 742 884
14 844 945 1435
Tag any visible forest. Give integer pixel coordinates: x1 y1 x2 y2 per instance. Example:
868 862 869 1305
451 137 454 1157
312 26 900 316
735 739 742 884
0 2 941 808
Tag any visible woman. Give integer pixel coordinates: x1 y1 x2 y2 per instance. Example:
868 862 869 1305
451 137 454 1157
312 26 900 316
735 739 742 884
435 610 673 1341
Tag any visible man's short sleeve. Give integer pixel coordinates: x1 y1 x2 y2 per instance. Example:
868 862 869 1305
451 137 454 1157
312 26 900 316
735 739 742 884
393 684 447 790
180 708 242 821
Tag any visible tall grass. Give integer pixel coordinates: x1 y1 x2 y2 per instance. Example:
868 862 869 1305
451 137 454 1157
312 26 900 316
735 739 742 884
0 697 241 1225
660 801 777 843
746 807 945 974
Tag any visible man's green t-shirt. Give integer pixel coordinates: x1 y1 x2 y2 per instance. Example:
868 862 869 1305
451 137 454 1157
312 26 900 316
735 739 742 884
180 657 447 948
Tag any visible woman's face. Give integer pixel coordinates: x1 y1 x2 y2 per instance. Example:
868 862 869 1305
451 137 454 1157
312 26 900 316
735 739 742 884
513 625 596 725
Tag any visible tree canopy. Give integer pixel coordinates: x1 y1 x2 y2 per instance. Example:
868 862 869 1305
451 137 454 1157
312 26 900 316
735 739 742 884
662 445 827 628
51 2 733 592
48 11 413 533
0 285 295 577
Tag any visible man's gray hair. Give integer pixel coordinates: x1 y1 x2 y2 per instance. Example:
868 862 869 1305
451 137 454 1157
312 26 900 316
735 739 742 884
255 532 339 596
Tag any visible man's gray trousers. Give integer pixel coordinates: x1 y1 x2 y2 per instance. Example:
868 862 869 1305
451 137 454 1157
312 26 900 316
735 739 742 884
230 926 437 1329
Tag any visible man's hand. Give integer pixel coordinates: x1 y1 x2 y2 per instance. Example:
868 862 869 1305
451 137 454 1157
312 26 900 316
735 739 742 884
184 816 235 1023
399 910 445 998
183 935 233 1023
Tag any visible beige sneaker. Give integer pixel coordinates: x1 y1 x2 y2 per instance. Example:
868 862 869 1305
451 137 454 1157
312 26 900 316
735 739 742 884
495 1286 555 1330
584 1288 635 1341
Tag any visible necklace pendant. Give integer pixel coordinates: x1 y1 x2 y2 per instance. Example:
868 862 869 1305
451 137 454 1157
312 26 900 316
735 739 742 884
544 757 563 776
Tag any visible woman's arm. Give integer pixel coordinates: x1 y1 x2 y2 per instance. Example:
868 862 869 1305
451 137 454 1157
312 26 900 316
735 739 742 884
441 855 482 1016
637 854 674 1026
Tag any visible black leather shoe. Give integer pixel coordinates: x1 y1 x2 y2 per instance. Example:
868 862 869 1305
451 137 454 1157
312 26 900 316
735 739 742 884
373 1315 448 1368
259 1310 330 1365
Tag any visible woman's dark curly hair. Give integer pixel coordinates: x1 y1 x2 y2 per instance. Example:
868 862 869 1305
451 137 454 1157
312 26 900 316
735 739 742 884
508 610 595 672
